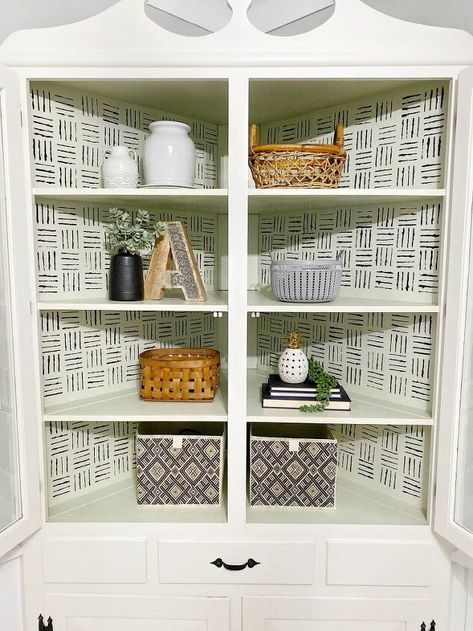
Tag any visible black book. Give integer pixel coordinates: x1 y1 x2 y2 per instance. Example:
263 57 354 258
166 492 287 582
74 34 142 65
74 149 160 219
268 373 341 395
262 383 351 411
269 390 342 399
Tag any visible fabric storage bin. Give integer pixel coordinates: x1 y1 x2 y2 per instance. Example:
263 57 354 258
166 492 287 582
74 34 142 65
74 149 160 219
136 422 225 506
250 423 337 508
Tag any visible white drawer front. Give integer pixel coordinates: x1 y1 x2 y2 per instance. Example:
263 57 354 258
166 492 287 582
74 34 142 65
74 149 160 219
44 537 147 584
326 539 432 586
159 540 314 584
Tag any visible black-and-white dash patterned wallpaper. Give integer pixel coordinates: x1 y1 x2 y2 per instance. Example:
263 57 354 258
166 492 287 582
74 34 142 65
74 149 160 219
259 82 448 188
46 421 137 506
41 310 218 403
259 201 441 300
330 423 427 507
35 203 218 297
30 83 219 188
257 312 434 412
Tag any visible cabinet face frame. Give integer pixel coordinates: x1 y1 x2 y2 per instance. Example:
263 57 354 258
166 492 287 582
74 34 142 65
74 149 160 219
0 65 41 559
13 65 464 537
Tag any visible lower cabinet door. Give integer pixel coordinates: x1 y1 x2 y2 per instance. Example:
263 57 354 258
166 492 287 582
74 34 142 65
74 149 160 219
243 597 433 631
44 594 229 631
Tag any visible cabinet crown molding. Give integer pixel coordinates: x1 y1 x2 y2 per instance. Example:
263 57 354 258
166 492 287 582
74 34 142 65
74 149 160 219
1 0 473 67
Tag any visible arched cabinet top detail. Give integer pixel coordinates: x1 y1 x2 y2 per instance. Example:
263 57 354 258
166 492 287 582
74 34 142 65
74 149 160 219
0 0 472 67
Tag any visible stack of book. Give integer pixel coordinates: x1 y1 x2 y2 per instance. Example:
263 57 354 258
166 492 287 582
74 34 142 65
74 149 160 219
262 374 351 411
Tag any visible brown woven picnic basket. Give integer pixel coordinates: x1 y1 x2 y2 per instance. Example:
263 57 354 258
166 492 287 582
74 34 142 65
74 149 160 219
139 348 220 402
249 123 346 189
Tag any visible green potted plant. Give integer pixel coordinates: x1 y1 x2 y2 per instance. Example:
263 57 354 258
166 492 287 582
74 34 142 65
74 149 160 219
106 208 165 301
300 358 338 413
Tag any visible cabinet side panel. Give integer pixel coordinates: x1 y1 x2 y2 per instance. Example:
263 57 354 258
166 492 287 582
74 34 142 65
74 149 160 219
34 204 218 298
329 423 428 508
40 310 218 403
30 82 218 189
259 201 441 303
256 312 434 412
259 80 448 189
45 421 136 507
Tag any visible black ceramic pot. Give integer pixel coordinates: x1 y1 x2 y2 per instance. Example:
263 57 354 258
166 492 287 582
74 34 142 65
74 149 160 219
109 251 144 301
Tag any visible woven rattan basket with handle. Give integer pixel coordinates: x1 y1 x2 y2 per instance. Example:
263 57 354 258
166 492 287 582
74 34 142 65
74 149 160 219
140 348 220 402
249 123 346 188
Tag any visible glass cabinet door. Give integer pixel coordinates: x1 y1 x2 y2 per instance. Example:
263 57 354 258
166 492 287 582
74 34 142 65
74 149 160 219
0 103 22 534
435 66 473 559
0 66 40 559
454 195 473 535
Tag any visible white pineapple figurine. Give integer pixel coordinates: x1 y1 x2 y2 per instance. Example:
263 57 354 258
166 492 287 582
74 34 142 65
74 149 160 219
278 330 309 384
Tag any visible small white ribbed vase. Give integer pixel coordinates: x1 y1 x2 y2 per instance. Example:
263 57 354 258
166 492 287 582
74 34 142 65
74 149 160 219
102 145 138 188
143 121 195 188
278 330 309 384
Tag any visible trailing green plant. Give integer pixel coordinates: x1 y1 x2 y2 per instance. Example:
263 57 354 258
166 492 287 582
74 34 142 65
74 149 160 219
107 208 165 255
299 358 337 413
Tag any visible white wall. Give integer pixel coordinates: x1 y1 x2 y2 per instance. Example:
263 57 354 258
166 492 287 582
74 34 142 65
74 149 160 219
363 0 473 35
0 0 119 44
0 557 23 631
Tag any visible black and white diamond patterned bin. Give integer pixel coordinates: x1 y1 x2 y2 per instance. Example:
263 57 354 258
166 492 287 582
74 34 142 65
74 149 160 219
136 423 225 506
250 424 337 508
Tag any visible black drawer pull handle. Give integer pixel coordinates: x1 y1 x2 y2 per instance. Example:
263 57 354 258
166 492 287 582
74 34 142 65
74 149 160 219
210 557 260 571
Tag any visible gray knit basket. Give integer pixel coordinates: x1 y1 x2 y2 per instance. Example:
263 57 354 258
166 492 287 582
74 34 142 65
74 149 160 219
271 259 342 303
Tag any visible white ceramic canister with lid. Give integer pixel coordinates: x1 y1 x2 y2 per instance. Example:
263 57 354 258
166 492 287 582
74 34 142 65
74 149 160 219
278 330 309 384
143 121 196 188
102 145 139 188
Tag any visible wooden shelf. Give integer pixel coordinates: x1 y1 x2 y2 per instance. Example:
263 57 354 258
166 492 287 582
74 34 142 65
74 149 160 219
246 479 426 526
247 290 439 314
37 291 228 313
248 188 445 213
43 381 228 423
246 370 433 425
34 187 228 214
48 481 227 524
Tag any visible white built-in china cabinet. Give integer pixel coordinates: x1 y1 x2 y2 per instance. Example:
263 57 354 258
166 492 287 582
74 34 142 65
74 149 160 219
2 1 473 629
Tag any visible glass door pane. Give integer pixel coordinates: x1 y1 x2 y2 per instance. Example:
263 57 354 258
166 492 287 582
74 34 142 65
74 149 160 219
434 66 473 559
452 67 473 536
455 193 473 533
0 97 22 533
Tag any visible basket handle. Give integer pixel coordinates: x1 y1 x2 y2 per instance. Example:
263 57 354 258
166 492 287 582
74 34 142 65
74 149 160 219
251 123 345 154
249 124 259 155
334 123 344 149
